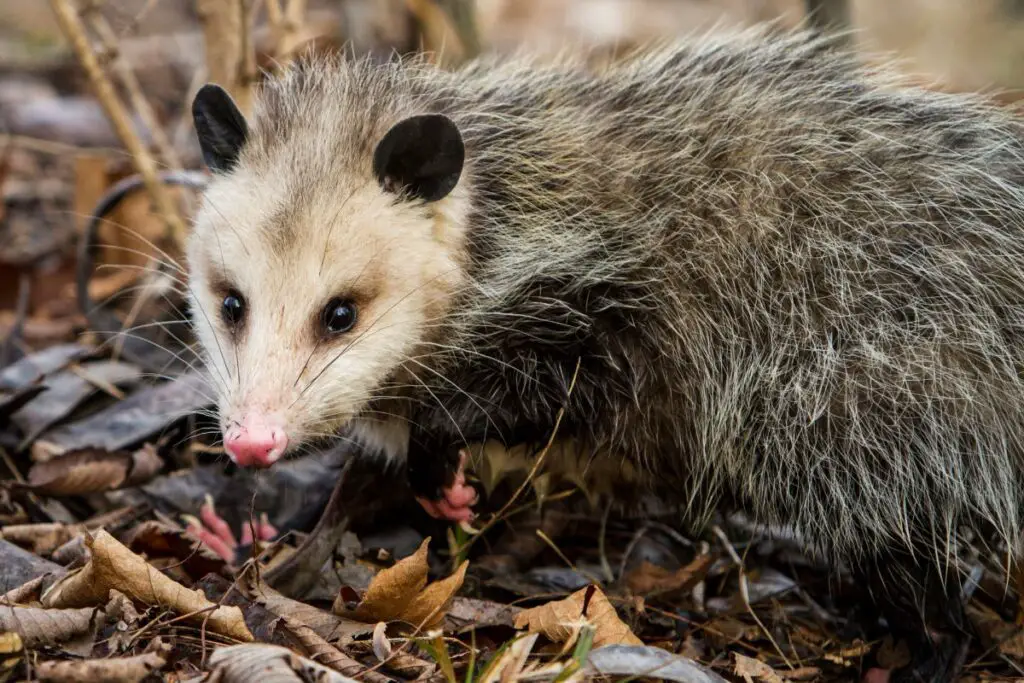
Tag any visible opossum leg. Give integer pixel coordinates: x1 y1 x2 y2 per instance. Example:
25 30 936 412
860 551 970 683
407 438 478 522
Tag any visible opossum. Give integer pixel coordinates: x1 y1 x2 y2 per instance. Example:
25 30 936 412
186 28 1024 682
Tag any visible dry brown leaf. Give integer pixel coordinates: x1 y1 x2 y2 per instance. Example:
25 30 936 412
277 615 389 683
206 644 361 683
401 559 468 630
624 554 715 596
123 519 228 581
0 604 97 648
998 630 1024 658
244 577 371 645
0 631 23 676
734 653 788 683
343 537 468 631
36 652 165 683
445 596 522 632
1 575 48 605
25 446 162 497
347 538 430 621
41 530 252 643
479 633 538 683
0 523 74 556
513 585 642 648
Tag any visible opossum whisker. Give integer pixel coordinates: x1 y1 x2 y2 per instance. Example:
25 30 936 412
186 278 236 388
292 267 464 405
67 210 191 269
89 266 188 302
397 354 506 438
113 319 192 333
201 200 244 382
98 309 232 393
199 195 252 258
401 365 472 454
87 245 188 282
96 332 225 395
318 187 361 276
351 409 432 432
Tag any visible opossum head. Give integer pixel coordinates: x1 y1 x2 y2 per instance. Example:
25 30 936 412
185 82 468 467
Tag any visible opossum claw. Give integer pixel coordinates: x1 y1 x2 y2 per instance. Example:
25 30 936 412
185 498 278 563
413 449 478 522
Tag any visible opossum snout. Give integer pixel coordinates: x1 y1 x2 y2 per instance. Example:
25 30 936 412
224 416 289 468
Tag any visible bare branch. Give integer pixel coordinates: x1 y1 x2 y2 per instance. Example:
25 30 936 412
49 0 188 246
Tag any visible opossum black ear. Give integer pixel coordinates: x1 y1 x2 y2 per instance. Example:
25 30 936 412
192 84 248 173
373 114 464 202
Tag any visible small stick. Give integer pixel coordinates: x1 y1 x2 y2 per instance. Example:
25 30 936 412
81 7 182 171
238 0 259 107
268 0 308 65
711 524 795 669
195 0 254 115
49 0 188 246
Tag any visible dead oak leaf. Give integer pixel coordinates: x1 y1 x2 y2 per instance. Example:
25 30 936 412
513 585 642 648
624 554 715 597
40 529 252 643
734 653 789 683
340 537 468 631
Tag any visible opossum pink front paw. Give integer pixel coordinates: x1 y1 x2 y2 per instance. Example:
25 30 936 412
184 495 278 562
862 668 890 683
415 450 478 522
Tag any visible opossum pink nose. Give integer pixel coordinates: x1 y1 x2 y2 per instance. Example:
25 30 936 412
224 420 288 468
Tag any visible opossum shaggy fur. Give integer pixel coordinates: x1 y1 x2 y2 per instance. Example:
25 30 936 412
186 28 1024 682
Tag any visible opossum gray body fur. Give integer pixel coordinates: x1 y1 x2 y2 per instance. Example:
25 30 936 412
187 27 1024 681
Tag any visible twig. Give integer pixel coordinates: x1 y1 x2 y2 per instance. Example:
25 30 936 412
0 272 30 368
405 0 465 67
437 0 480 60
239 0 259 106
461 358 583 553
196 0 256 116
49 0 188 247
535 529 602 584
266 0 308 67
67 362 126 400
4 134 128 157
81 6 182 170
598 499 615 584
711 524 794 669
804 0 850 38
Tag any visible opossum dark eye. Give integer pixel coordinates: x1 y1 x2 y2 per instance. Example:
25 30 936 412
221 291 245 328
321 299 358 335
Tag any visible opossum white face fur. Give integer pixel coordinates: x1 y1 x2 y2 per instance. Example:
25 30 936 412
186 82 469 467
